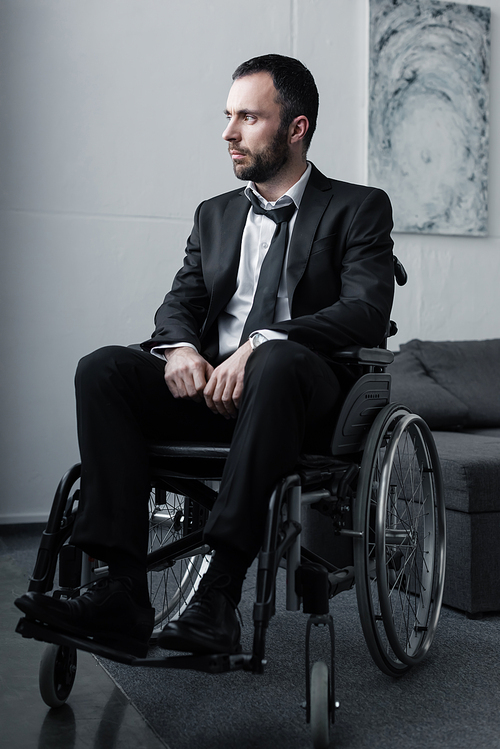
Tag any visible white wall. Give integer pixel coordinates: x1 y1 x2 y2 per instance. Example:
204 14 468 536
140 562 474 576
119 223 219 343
1 0 498 523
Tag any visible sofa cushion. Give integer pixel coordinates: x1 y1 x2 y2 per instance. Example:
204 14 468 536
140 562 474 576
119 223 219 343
400 339 500 427
444 508 500 613
389 349 469 428
432 431 500 513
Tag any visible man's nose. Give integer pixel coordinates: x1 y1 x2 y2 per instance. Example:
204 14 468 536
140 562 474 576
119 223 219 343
222 118 239 142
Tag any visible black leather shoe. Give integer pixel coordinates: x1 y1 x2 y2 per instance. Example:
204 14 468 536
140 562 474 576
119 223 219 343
157 577 241 654
15 578 155 657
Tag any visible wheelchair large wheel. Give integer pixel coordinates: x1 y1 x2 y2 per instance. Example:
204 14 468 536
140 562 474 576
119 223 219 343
147 485 211 629
354 404 446 676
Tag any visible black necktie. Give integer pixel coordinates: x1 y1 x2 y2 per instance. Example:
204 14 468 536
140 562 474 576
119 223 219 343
239 192 297 345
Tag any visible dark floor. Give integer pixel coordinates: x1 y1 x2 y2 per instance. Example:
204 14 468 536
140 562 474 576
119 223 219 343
1 525 167 749
3 525 500 749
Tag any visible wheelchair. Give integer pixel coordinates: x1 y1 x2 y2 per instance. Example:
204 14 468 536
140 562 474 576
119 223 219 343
15 266 446 749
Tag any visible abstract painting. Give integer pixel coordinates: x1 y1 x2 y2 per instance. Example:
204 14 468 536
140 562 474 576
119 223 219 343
368 0 490 235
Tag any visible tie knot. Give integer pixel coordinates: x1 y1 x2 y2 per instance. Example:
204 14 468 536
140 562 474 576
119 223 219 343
247 191 297 224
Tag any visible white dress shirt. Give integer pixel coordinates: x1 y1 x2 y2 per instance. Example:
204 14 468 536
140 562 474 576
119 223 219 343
153 162 312 361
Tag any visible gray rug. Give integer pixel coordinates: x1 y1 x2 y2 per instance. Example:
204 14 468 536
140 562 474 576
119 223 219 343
100 566 500 749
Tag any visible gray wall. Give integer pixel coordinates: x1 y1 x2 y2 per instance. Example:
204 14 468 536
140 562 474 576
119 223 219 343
1 0 499 522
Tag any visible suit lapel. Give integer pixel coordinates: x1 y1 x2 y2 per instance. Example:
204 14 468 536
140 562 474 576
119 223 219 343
286 165 334 306
204 190 250 334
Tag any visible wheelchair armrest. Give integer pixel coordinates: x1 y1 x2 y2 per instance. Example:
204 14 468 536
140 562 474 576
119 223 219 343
331 347 394 366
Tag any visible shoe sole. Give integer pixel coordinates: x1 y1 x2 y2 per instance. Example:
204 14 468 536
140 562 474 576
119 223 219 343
15 594 150 658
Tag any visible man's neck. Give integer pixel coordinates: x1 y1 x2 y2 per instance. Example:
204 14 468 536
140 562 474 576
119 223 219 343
254 159 308 203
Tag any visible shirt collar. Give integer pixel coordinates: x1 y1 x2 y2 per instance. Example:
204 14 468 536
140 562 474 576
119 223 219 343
245 161 312 210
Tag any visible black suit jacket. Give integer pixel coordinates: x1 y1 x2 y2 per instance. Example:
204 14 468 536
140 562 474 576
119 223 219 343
141 164 395 367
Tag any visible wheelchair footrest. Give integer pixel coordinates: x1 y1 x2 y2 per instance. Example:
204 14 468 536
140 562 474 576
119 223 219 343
16 617 256 673
143 652 256 674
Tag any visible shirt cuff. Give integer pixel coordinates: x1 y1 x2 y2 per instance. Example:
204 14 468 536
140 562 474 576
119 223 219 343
150 342 198 360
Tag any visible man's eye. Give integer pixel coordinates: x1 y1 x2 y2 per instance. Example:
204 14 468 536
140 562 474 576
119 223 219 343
244 115 256 123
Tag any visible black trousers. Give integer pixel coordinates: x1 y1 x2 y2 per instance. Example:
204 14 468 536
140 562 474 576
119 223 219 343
71 341 342 574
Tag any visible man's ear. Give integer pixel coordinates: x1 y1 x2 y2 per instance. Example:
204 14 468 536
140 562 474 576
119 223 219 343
289 115 309 145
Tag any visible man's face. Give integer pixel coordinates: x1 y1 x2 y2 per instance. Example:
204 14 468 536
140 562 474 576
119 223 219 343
222 72 291 184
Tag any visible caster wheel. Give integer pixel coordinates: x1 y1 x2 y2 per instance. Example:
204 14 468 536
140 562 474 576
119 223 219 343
39 644 77 708
310 660 330 749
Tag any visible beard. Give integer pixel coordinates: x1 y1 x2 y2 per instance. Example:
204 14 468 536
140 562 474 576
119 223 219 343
231 126 291 183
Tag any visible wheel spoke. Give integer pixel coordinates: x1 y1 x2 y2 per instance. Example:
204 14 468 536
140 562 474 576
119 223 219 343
147 487 211 627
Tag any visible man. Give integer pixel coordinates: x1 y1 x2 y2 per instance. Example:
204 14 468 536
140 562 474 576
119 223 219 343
16 54 394 658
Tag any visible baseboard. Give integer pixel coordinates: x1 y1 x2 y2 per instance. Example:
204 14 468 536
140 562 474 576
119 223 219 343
0 512 49 526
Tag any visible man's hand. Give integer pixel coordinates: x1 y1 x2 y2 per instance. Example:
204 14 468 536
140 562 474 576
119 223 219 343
203 340 253 419
163 347 214 402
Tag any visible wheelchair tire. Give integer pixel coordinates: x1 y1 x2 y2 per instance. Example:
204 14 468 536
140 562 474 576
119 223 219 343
353 404 446 676
39 643 77 708
310 660 330 749
147 486 211 628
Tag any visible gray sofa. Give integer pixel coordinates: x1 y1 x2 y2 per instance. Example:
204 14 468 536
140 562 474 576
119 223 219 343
389 338 500 615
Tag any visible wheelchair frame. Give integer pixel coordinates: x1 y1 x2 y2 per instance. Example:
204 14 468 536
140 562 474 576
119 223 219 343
16 343 446 749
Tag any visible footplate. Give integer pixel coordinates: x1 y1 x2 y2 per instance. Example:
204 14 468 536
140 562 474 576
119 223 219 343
15 617 255 673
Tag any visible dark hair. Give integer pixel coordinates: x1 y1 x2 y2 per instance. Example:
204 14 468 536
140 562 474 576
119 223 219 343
232 54 319 153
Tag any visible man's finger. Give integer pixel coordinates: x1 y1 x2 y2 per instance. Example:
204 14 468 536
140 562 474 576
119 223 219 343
231 379 244 410
192 367 209 397
204 375 232 418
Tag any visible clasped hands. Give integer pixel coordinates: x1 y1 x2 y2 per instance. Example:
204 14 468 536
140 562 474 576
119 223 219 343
163 343 253 419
